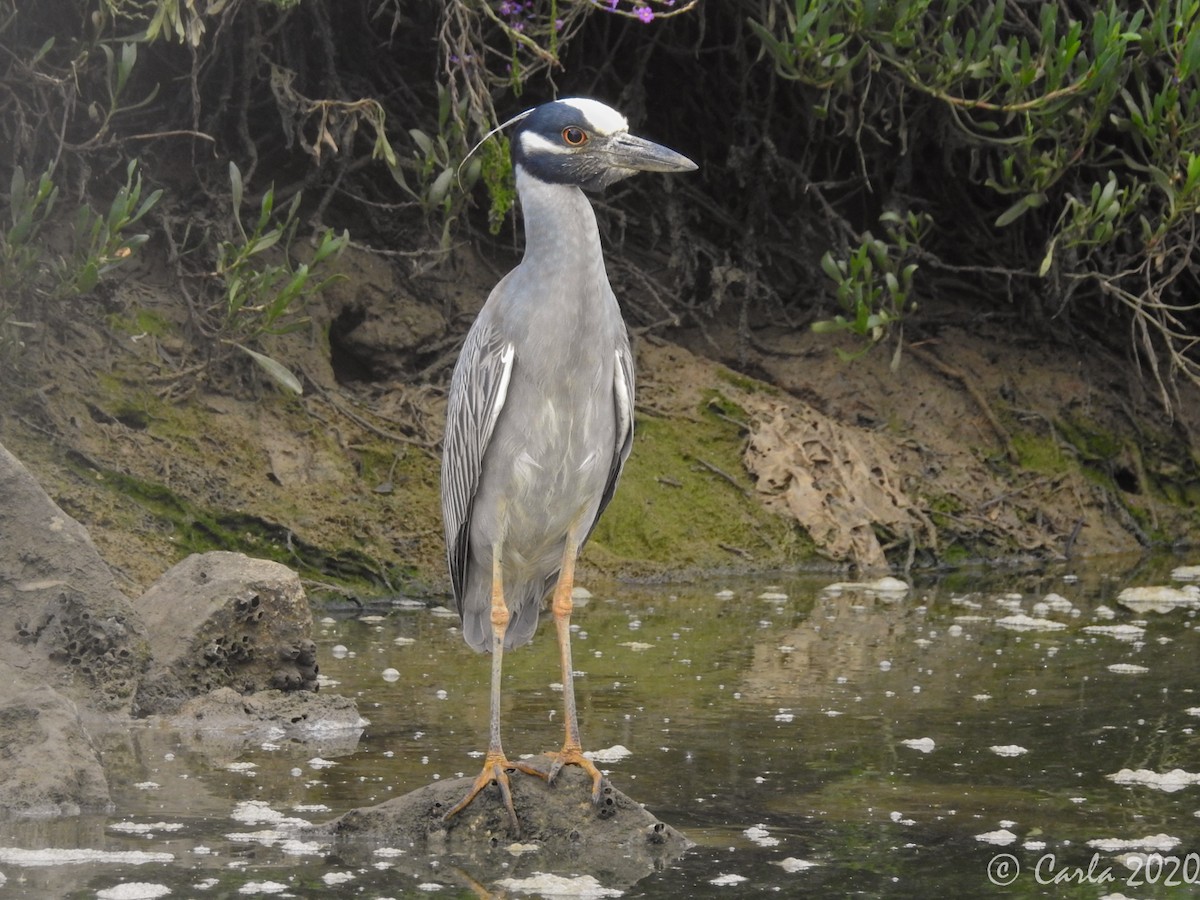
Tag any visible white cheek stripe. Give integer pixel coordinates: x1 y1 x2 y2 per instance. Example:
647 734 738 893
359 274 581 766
519 130 571 157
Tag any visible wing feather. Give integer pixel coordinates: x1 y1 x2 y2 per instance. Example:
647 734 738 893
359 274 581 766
440 325 514 608
584 338 635 544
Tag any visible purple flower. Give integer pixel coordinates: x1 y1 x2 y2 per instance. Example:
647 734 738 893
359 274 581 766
635 5 654 23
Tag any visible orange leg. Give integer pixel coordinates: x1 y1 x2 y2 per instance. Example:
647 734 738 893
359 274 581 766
443 545 527 833
538 527 605 802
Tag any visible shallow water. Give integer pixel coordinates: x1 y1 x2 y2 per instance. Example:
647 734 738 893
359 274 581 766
2 557 1200 898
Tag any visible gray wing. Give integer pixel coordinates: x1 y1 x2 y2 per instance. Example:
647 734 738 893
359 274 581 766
583 337 636 544
440 322 515 608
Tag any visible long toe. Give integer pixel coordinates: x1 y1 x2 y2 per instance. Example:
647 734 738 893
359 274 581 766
443 754 524 834
544 747 605 803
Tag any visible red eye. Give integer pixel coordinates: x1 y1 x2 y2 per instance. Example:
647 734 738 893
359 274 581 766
562 126 588 146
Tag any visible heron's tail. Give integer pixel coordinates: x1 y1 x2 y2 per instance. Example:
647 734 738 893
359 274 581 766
503 585 544 650
460 580 547 652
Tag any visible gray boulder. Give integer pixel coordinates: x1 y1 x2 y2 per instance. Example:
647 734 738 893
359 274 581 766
0 440 340 817
0 671 112 816
132 551 319 716
0 442 150 713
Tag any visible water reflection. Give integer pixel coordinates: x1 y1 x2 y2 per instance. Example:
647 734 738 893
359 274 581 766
0 557 1198 898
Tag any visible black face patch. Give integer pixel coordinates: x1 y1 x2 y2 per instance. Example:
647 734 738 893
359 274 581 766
511 101 627 191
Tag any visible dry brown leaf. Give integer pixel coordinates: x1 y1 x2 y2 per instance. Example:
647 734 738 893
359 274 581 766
743 398 934 569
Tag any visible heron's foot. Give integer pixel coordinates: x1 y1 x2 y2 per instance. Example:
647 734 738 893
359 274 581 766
442 753 525 834
542 746 605 803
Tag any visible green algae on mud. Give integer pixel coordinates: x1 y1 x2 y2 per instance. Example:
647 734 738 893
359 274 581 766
27 351 808 595
588 396 809 576
62 451 416 590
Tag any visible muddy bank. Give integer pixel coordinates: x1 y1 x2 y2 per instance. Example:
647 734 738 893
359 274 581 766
2 245 1197 599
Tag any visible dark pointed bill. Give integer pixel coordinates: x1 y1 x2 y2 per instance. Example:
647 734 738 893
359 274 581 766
606 133 698 174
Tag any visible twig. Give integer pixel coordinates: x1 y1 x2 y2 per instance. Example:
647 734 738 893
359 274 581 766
694 457 749 496
706 399 749 431
1062 519 1084 558
303 374 438 453
978 476 1053 510
717 542 753 559
120 129 216 143
300 579 364 604
145 362 208 384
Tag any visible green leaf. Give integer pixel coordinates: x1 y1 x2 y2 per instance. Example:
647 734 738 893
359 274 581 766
994 193 1046 227
1038 236 1057 277
820 251 843 282
117 43 137 97
227 276 245 312
462 157 483 190
428 168 454 205
230 343 304 395
229 162 247 241
1096 177 1118 211
74 260 100 294
31 36 55 65
311 229 349 266
247 229 283 255
273 266 311 311
229 161 243 210
373 131 398 168
810 318 845 334
132 188 163 224
255 188 276 233
10 166 26 206
410 129 435 158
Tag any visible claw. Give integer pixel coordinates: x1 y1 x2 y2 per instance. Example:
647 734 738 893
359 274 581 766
443 754 524 834
542 747 605 803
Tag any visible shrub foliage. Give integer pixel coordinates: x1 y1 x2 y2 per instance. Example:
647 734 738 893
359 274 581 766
749 0 1200 404
0 0 1196 407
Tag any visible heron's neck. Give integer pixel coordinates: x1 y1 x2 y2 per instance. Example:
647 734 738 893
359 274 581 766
515 168 604 272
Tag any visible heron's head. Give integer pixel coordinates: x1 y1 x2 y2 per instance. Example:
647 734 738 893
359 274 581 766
510 98 697 192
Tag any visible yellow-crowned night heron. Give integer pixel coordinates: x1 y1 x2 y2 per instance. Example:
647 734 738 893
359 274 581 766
440 98 696 830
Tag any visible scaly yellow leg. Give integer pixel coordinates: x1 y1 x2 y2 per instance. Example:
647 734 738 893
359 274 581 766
443 545 526 833
539 526 604 802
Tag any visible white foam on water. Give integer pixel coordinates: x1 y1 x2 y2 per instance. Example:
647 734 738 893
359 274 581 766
495 872 623 897
1087 834 1180 852
989 745 1028 757
996 614 1066 631
975 829 1018 845
96 883 171 900
1107 768 1200 791
0 847 174 867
